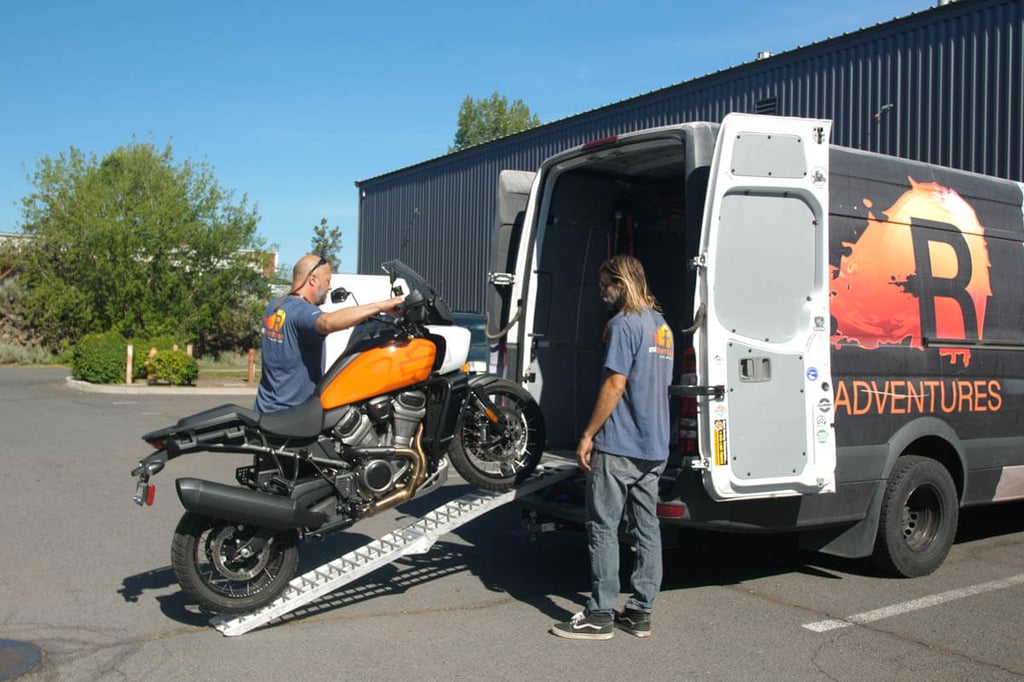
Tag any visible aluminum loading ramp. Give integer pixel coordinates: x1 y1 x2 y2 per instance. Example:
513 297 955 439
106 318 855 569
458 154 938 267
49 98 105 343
211 463 577 636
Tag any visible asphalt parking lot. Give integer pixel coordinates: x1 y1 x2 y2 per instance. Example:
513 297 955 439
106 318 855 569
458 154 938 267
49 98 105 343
2 366 1023 681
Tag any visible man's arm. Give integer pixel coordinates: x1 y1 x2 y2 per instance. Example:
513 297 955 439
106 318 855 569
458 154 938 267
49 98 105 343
315 295 405 335
576 370 627 472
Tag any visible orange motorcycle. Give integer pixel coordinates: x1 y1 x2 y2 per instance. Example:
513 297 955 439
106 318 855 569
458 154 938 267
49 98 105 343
131 260 545 614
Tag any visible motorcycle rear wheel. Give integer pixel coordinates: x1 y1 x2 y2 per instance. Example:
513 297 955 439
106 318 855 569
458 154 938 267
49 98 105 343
448 378 545 491
170 512 299 614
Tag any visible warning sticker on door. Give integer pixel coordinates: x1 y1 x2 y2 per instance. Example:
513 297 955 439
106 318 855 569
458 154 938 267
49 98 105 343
713 419 728 466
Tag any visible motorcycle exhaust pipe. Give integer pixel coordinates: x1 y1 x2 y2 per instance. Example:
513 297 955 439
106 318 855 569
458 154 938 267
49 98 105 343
371 430 428 513
175 478 329 531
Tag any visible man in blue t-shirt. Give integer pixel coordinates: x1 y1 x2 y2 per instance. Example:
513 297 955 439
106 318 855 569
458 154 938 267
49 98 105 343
255 254 404 413
551 254 674 641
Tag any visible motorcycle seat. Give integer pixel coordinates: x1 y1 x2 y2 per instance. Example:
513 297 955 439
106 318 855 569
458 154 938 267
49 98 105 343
142 403 261 453
259 394 324 439
174 403 261 431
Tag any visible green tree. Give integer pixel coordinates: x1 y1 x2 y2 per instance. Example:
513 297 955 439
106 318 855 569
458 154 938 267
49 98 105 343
17 141 270 354
272 260 292 286
310 217 342 265
449 91 541 152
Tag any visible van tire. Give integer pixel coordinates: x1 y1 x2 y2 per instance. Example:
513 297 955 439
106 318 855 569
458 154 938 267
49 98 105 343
872 455 958 578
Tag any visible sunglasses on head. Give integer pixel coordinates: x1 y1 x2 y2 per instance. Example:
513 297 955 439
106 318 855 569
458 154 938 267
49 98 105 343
273 255 330 312
309 254 328 276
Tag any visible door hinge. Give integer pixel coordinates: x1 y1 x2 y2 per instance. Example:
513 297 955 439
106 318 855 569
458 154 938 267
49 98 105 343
688 254 706 271
489 272 515 287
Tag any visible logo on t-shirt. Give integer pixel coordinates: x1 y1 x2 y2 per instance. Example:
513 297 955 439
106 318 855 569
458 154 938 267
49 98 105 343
651 323 673 358
263 309 286 342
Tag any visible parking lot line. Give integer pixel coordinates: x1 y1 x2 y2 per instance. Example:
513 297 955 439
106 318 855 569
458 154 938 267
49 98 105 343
803 573 1024 632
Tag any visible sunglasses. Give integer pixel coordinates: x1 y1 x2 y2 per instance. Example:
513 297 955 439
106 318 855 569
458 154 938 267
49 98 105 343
309 254 328 277
273 255 330 312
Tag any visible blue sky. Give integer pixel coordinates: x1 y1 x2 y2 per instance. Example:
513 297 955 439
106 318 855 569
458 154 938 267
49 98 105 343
1 0 930 272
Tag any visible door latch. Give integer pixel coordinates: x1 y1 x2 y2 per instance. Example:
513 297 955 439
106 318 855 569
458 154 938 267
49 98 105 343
739 357 771 382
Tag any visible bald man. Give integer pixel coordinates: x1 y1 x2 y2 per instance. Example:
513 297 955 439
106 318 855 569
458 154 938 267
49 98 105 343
255 254 404 413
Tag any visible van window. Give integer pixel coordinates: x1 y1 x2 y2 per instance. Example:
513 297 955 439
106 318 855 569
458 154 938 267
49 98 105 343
713 193 817 342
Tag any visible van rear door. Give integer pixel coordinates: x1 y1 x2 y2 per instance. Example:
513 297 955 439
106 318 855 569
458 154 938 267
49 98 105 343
696 113 836 500
489 170 537 375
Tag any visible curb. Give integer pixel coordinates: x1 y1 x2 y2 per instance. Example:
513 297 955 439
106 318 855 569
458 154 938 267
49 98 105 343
65 376 257 396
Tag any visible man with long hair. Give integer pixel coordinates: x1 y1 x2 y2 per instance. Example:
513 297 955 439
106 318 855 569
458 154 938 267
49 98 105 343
255 254 404 413
551 254 674 640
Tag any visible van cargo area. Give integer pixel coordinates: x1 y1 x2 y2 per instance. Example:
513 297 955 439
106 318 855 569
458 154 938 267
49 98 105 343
526 127 716 450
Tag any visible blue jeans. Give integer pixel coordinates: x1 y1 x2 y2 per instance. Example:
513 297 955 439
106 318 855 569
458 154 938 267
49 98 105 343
585 450 667 615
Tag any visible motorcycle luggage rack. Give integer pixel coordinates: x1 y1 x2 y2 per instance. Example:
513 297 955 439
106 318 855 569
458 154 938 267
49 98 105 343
209 463 577 637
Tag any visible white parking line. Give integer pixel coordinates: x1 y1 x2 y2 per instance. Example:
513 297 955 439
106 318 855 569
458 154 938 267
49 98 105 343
803 573 1024 632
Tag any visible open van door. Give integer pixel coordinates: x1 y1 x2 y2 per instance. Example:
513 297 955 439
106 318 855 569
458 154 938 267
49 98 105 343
695 113 836 500
488 170 537 375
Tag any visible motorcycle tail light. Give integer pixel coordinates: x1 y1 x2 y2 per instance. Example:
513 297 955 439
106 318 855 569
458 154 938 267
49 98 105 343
145 439 167 450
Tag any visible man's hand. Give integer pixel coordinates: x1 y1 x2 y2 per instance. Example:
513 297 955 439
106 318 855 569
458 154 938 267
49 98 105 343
576 434 594 472
383 295 405 314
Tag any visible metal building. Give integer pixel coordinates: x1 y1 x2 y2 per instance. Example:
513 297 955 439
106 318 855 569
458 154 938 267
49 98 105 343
356 0 1023 313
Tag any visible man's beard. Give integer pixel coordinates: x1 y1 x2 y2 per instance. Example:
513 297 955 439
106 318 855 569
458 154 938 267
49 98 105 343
602 288 624 312
315 288 329 306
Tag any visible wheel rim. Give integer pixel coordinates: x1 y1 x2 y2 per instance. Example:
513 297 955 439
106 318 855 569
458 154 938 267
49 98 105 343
196 523 288 598
461 394 533 479
901 484 942 552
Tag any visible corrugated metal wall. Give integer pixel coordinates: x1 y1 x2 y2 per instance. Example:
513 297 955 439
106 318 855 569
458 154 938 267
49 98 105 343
357 0 1023 313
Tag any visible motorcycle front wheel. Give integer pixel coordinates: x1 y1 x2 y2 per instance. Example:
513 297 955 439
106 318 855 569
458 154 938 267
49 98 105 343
448 377 545 491
170 512 299 614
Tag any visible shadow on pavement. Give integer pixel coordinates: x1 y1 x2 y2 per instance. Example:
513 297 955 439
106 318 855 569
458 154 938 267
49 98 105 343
119 491 1024 629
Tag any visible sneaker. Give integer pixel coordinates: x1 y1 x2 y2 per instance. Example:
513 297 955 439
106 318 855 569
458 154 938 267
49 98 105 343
550 610 614 640
614 607 651 638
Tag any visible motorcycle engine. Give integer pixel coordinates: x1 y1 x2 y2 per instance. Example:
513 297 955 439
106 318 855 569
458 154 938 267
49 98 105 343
330 390 427 496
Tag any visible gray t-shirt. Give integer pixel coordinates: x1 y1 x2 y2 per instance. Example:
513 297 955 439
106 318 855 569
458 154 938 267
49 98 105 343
255 295 324 413
594 308 674 461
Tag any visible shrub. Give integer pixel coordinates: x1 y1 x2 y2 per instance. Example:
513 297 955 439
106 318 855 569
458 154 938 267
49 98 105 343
0 341 57 365
147 349 199 386
71 331 128 384
130 335 192 379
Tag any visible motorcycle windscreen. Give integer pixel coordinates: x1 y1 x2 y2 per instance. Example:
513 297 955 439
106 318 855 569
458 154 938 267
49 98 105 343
697 113 837 501
320 338 436 410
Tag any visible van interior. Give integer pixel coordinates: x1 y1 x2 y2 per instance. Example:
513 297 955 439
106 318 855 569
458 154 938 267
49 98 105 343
528 135 709 450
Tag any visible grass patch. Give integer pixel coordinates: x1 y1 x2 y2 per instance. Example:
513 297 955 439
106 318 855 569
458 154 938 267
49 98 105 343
196 351 261 381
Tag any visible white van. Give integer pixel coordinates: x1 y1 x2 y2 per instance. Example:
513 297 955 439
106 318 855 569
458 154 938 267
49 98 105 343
497 113 1024 577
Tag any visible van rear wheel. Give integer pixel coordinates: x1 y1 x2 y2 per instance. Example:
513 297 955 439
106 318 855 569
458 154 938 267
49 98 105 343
873 455 958 578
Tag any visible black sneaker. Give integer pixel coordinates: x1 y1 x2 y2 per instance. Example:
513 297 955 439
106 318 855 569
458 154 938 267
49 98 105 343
615 607 651 638
550 610 614 640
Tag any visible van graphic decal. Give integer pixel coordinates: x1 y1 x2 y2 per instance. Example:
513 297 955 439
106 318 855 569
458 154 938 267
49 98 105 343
834 378 1002 416
830 178 992 366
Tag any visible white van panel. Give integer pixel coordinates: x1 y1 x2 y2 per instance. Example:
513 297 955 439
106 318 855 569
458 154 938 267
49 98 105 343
321 274 396 369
